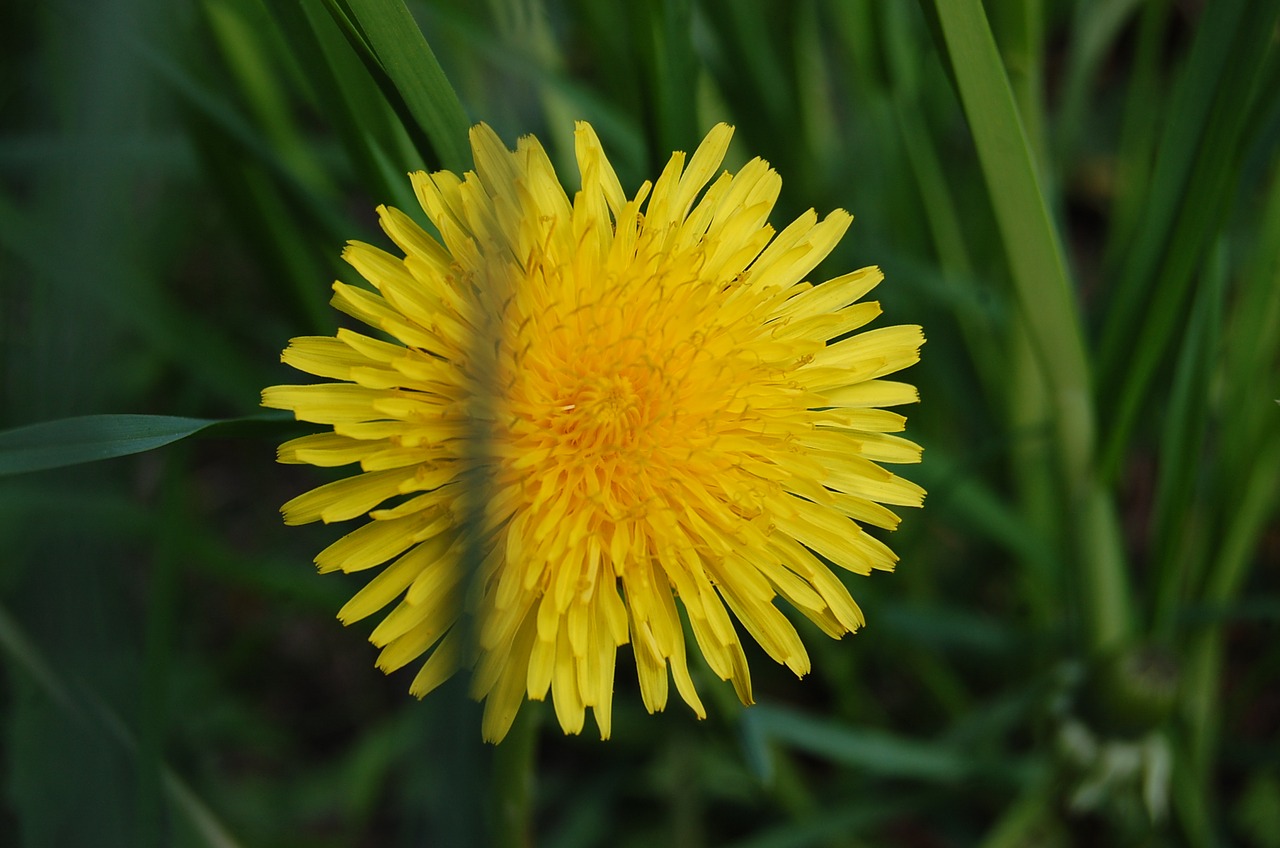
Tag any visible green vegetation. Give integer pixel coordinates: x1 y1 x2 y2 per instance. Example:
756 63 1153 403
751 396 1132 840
2 0 1277 845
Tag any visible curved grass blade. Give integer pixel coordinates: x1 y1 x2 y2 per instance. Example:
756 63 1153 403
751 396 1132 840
0 413 293 476
332 0 471 171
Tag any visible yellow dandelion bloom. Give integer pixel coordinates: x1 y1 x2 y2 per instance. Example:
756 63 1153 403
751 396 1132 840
263 122 924 743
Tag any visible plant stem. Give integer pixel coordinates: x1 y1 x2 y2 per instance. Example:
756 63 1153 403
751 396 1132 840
492 702 539 848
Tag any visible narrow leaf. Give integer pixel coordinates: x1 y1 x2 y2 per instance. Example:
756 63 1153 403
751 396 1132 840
0 414 290 476
923 0 1135 651
338 0 471 171
751 703 971 783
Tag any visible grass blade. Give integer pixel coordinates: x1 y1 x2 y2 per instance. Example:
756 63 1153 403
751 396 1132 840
920 0 1091 487
337 0 471 171
1098 0 1280 477
1149 243 1226 634
0 414 290 475
922 0 1134 651
750 703 973 783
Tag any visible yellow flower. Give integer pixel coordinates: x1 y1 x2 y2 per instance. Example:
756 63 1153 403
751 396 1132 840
263 122 924 742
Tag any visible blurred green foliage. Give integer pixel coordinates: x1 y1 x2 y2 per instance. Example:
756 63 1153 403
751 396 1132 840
1 0 1278 846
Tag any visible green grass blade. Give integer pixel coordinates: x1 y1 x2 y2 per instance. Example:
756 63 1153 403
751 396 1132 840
1149 242 1226 634
696 0 800 177
1098 0 1245 338
891 98 1006 407
635 0 700 157
986 0 1048 175
141 39 351 241
923 0 1134 651
0 414 290 475
750 703 975 783
1173 153 1280 807
0 606 83 720
203 0 335 195
270 0 423 209
1098 0 1280 477
1182 438 1280 816
1100 0 1168 275
336 0 471 171
921 0 1089 484
1218 163 1280 507
0 192 263 409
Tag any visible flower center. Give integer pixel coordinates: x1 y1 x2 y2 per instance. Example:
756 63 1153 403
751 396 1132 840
562 373 642 452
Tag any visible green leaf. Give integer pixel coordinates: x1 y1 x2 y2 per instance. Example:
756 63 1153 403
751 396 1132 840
750 703 971 783
336 0 471 171
923 0 1135 653
0 414 291 476
921 0 1088 468
270 0 424 210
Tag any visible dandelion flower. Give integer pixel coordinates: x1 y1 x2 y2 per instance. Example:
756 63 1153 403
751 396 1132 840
263 122 924 742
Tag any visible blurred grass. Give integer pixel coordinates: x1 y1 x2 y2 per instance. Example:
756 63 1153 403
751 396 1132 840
2 0 1278 846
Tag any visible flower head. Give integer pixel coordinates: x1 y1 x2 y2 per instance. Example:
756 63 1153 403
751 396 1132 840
263 122 924 742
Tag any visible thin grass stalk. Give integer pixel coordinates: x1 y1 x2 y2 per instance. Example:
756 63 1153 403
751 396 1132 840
651 0 699 158
203 0 335 194
1149 245 1226 636
484 0 578 163
1217 163 1280 518
492 704 538 848
0 604 246 847
271 0 425 210
989 0 1048 181
327 0 472 171
1098 0 1279 480
923 0 1134 652
990 0 1061 597
1101 0 1168 279
793 1 839 175
884 11 1005 409
1007 326 1061 623
1178 159 1280 815
1181 439 1280 829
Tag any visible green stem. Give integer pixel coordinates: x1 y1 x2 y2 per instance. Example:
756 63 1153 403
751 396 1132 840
1007 321 1060 628
492 702 539 848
